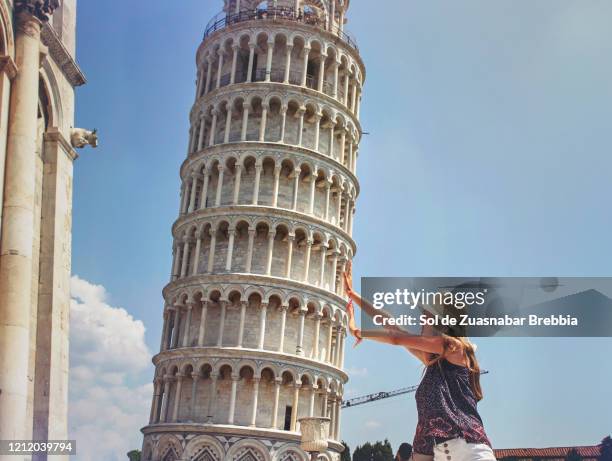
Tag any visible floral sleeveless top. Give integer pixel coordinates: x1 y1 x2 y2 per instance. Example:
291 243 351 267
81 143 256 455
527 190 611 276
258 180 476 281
413 359 492 455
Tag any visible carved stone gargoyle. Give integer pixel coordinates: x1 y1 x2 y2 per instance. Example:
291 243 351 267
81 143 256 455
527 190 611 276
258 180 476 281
70 128 98 149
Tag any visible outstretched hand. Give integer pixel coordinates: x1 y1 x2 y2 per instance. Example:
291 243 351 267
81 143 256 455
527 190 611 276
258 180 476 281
346 299 363 347
343 260 354 298
343 261 362 347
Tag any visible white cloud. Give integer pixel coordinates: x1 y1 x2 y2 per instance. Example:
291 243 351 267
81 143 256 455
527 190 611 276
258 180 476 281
69 275 153 461
345 366 369 377
365 420 382 429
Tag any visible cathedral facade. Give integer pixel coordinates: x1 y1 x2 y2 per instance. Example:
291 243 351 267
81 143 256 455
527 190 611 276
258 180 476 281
0 1 94 460
141 1 365 460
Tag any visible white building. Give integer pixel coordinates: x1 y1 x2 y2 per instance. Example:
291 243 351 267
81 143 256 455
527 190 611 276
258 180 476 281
141 1 365 460
0 1 94 460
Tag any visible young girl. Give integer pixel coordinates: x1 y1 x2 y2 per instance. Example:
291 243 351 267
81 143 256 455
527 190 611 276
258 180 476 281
343 263 495 461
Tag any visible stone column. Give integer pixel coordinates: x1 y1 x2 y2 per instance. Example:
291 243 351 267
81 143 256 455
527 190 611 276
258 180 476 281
199 170 210 209
241 103 250 141
246 43 256 83
351 82 358 113
224 106 233 143
197 116 206 151
190 372 200 421
296 308 307 356
290 383 301 431
278 305 288 352
195 67 204 99
330 251 339 293
0 9 51 443
333 127 343 162
318 244 328 287
171 243 180 281
343 197 352 232
303 239 313 284
324 180 332 221
160 376 172 423
204 57 213 94
301 47 311 87
333 60 340 98
232 164 242 204
216 49 225 89
258 302 268 349
228 374 239 424
318 54 327 92
329 123 336 158
208 110 218 147
265 231 275 275
279 106 287 143
245 228 256 273
180 238 191 277
313 113 322 152
291 168 301 210
334 398 342 439
230 45 239 84
259 103 268 141
265 40 274 82
252 162 262 205
308 173 317 215
225 228 236 271
207 228 217 273
250 377 260 426
180 183 189 215
160 310 170 352
271 378 281 428
272 166 281 207
343 72 350 105
313 313 322 360
297 108 305 146
336 188 343 226
284 44 293 83
339 328 346 368
149 379 161 424
172 374 184 422
237 301 247 348
182 303 194 347
207 373 218 422
285 234 294 278
192 232 202 276
321 389 329 418
309 386 317 416
334 326 343 367
217 301 226 347
171 307 181 349
326 320 334 363
188 174 199 212
197 301 208 346
215 164 224 206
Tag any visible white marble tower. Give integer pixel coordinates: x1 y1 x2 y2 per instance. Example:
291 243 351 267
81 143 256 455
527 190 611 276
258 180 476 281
141 1 365 460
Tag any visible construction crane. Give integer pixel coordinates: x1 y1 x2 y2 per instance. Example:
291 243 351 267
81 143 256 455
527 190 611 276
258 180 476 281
342 371 489 409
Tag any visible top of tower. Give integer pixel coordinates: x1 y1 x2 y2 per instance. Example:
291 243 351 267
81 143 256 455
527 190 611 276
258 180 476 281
213 0 356 50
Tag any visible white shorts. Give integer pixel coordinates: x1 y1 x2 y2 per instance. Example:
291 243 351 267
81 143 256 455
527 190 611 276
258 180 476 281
433 438 496 461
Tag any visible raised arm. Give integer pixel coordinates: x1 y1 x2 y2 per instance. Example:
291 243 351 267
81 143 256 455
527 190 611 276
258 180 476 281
342 262 442 363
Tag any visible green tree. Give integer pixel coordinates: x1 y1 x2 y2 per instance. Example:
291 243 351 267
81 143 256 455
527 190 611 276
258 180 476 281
353 440 394 461
127 450 141 461
565 448 581 461
341 441 352 461
599 436 612 461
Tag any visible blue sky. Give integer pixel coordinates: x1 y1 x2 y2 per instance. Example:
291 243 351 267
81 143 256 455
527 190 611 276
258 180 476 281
71 0 612 457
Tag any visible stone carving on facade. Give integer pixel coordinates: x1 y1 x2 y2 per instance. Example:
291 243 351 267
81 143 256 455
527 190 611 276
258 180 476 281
70 127 98 148
15 0 60 21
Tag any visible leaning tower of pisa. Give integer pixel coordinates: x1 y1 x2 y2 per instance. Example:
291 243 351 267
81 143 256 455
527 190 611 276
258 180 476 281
141 1 364 460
